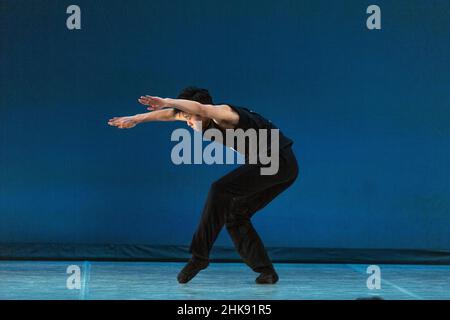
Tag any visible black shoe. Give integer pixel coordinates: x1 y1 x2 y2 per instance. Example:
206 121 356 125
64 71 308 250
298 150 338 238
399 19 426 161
255 271 279 284
177 258 209 284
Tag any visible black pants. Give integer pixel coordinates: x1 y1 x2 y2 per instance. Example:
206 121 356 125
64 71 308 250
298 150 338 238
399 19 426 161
189 146 299 273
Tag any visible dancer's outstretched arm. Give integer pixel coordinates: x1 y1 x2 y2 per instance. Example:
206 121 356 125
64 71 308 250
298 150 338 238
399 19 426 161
108 108 183 129
138 95 239 127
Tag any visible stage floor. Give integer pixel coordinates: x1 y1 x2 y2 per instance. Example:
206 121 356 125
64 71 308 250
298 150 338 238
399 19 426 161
0 261 449 300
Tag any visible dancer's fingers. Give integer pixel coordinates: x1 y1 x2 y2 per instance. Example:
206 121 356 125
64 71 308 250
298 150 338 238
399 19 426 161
145 95 158 101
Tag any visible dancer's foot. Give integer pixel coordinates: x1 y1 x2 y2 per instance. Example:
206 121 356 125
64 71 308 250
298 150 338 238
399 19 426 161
255 269 279 284
177 258 209 284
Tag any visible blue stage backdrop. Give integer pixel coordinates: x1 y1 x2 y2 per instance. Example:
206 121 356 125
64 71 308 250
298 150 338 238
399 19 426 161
1 0 449 263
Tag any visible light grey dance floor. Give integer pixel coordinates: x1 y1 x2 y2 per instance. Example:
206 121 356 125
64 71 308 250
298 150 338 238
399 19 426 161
0 261 449 300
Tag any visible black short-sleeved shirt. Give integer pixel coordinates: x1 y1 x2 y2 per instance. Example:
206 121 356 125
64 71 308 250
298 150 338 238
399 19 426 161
202 104 293 161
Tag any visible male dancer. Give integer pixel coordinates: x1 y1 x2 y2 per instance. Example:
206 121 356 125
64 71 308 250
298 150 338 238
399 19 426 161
108 87 298 284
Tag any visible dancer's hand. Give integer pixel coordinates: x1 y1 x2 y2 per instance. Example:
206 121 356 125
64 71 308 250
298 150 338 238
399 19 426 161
138 95 169 111
108 116 139 129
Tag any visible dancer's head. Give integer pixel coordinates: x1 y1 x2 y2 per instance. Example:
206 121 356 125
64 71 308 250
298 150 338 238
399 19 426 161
176 86 213 131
